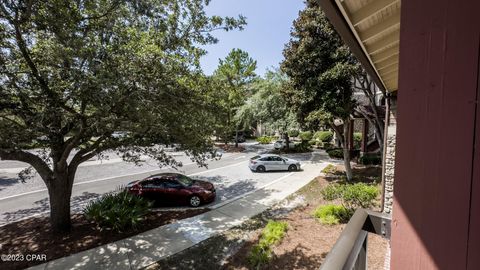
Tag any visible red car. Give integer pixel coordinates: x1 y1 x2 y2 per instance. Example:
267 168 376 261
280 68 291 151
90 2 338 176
126 173 216 207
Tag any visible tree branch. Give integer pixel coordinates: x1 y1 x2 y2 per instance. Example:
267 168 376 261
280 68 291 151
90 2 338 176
0 149 52 180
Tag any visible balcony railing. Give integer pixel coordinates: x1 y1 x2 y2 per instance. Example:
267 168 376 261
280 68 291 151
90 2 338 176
320 209 391 270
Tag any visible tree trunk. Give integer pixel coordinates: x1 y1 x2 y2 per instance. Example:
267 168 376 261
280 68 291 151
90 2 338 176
235 128 239 148
47 172 74 232
342 122 353 181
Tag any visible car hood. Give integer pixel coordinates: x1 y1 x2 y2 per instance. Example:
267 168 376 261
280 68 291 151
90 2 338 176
191 180 214 190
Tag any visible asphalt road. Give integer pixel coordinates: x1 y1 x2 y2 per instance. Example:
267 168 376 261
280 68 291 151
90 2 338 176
0 143 321 225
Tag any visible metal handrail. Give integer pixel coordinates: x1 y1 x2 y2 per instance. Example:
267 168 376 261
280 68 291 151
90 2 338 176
320 209 391 270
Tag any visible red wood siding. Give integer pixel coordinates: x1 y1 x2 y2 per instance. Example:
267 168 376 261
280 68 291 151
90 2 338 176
467 42 480 270
391 0 480 269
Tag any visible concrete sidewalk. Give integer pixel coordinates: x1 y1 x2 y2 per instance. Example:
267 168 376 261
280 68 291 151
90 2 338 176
29 161 329 270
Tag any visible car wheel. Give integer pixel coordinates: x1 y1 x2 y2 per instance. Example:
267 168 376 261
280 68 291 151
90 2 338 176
256 165 266 173
288 164 297 171
189 195 202 207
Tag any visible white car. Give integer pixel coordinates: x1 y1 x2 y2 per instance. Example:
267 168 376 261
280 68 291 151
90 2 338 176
249 154 301 172
273 140 297 150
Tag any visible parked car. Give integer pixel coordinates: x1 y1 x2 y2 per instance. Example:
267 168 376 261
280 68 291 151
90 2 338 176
126 173 216 207
273 140 297 150
249 154 301 172
232 134 246 143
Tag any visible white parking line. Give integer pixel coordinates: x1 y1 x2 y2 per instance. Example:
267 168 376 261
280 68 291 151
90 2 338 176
188 160 248 176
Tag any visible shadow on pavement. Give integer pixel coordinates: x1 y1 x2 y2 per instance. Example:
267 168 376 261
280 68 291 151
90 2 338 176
0 176 22 191
1 191 102 223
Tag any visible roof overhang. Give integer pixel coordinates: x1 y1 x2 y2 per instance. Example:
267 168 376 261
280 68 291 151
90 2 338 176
318 0 400 92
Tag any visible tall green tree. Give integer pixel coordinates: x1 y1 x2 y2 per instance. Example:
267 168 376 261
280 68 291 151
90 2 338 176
214 48 257 147
236 69 298 146
281 0 357 180
0 0 246 232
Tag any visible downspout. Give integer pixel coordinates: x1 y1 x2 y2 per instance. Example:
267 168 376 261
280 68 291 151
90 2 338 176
380 92 391 213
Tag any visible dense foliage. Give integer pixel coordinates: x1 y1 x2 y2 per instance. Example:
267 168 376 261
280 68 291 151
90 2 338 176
0 0 245 231
84 190 152 232
313 131 333 143
321 183 379 215
214 48 257 145
281 0 357 181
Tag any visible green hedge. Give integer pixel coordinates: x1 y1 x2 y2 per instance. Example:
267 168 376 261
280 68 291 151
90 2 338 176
326 148 343 159
299 131 313 141
256 136 275 144
314 131 333 143
359 154 382 165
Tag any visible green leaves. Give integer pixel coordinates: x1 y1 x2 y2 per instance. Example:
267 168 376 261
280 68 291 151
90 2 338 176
281 0 356 123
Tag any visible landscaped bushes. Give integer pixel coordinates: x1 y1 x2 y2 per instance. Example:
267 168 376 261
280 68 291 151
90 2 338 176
321 183 379 216
84 190 152 232
248 220 288 268
299 131 313 141
313 130 333 143
326 148 343 159
353 132 362 149
288 129 299 137
359 154 382 165
313 204 349 225
256 136 275 144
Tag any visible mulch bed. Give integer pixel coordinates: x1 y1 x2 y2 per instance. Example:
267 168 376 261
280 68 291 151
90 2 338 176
215 144 246 153
222 165 388 269
0 208 208 270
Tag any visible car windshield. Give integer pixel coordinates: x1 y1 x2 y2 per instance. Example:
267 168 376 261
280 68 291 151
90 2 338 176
177 175 194 186
275 140 283 144
251 155 261 160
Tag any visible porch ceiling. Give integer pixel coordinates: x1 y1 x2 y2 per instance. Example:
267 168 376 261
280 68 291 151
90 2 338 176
320 0 401 92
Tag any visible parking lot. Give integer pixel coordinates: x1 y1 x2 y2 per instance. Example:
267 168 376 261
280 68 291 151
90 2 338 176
0 144 329 225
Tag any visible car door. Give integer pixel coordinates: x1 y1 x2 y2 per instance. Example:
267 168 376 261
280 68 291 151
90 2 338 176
163 179 187 205
272 156 286 170
260 156 274 171
139 179 156 201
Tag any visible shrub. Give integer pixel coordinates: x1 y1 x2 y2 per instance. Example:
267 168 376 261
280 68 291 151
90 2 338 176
314 130 334 143
313 204 349 225
321 183 379 215
294 141 311 152
359 154 382 165
288 129 299 137
354 132 362 149
248 220 288 268
308 140 317 146
321 164 337 175
299 131 313 141
84 190 152 232
326 148 343 159
256 136 274 144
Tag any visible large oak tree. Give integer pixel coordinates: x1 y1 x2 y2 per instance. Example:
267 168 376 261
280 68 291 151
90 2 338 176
281 0 357 180
0 0 245 231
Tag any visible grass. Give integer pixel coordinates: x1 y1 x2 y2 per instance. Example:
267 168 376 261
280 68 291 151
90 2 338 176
247 220 288 268
321 164 337 175
313 204 349 225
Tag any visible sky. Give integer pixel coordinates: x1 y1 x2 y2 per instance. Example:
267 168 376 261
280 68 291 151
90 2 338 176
200 0 306 76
